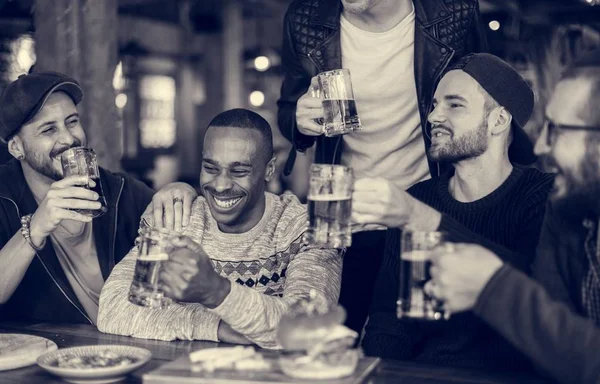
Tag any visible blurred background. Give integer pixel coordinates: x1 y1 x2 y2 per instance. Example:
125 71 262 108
0 0 599 199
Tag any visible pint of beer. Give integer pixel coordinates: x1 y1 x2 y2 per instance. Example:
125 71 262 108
303 164 353 248
60 147 108 218
128 227 176 308
317 69 361 137
397 231 449 321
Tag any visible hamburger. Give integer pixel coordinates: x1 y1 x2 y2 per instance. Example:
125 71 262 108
277 296 360 380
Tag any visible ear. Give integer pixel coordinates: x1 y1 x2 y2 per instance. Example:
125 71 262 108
490 107 512 136
7 135 25 160
265 156 277 182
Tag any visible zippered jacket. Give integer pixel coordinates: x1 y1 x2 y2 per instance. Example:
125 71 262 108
0 159 153 324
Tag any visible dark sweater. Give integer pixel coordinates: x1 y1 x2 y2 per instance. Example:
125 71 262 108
363 165 555 371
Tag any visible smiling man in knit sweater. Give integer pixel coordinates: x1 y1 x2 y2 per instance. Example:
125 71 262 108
97 109 343 348
358 54 554 371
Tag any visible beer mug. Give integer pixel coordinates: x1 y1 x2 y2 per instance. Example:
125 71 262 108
316 69 361 137
60 147 107 218
397 230 450 321
304 164 353 248
128 227 176 308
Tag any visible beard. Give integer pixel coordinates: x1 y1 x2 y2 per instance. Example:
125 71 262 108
429 118 488 164
22 140 82 181
547 144 600 220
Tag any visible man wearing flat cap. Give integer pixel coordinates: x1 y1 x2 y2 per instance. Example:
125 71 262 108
0 72 195 324
358 53 554 370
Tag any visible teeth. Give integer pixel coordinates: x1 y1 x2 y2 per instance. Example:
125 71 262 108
213 196 242 209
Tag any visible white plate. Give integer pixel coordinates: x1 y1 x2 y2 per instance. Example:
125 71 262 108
37 345 151 384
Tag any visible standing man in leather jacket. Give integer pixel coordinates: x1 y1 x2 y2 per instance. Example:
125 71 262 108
277 0 488 332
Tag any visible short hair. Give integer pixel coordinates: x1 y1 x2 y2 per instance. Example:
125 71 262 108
207 108 274 162
560 49 600 127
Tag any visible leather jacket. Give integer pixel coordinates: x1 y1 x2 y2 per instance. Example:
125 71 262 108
277 0 488 177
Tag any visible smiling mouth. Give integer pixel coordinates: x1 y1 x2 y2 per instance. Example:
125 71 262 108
431 129 451 138
212 195 243 209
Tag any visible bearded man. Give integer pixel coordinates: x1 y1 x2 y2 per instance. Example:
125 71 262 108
357 53 554 371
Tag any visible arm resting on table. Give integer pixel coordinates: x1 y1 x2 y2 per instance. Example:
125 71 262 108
211 246 343 349
97 248 221 342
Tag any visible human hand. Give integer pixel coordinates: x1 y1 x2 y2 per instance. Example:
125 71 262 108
160 236 230 308
351 178 416 228
29 176 101 244
151 182 197 232
296 76 324 136
425 244 503 313
217 321 252 345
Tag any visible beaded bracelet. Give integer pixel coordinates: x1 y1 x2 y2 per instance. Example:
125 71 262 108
20 214 45 251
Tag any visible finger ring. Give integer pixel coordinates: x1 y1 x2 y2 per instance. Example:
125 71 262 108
173 197 183 204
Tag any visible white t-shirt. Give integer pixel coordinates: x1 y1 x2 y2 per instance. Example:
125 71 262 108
339 6 430 190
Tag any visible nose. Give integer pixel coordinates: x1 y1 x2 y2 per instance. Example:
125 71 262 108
213 172 233 193
428 104 445 126
56 126 76 147
534 123 551 156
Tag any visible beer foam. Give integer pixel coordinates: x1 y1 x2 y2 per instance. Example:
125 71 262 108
401 250 429 261
138 253 169 261
307 194 351 201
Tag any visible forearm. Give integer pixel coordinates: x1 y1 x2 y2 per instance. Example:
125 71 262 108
211 248 342 349
474 265 600 384
97 252 220 342
0 231 39 304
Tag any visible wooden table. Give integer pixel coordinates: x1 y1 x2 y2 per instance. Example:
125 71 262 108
0 322 554 384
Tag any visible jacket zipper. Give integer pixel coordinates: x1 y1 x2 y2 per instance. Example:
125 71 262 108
111 178 125 268
0 196 93 324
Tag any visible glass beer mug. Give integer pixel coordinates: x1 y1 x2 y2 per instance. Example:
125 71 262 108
60 147 108 218
314 69 362 137
397 230 450 321
303 164 353 248
128 227 177 308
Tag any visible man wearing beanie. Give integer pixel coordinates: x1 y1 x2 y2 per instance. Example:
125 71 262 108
424 48 600 384
358 53 554 371
0 72 194 325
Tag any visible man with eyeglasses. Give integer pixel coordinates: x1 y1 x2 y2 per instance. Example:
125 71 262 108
424 49 600 384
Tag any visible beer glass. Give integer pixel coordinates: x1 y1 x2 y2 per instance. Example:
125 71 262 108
317 69 361 137
397 230 449 321
304 164 353 248
128 227 176 308
60 147 107 218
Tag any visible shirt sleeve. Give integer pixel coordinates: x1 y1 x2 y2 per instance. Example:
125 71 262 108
473 264 600 384
210 245 343 349
97 245 220 342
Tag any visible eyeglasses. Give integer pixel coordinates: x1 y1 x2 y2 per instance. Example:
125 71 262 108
543 117 600 147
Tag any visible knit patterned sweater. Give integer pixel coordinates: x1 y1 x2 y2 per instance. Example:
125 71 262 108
363 165 555 370
97 192 343 349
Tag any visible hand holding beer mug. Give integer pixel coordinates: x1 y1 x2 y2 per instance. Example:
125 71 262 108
316 69 361 137
398 231 451 321
129 227 177 308
60 147 107 218
304 164 353 248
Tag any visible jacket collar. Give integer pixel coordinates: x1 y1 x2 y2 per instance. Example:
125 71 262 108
312 0 452 29
0 159 125 293
0 160 35 214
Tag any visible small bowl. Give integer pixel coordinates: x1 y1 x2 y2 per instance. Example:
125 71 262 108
37 345 151 384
